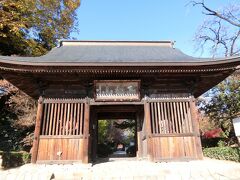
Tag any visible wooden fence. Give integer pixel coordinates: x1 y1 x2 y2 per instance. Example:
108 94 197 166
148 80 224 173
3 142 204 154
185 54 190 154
32 98 90 163
40 101 85 136
145 97 202 161
149 100 193 134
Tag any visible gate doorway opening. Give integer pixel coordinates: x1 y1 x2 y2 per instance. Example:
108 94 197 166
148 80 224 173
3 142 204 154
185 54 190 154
90 105 144 162
97 119 136 158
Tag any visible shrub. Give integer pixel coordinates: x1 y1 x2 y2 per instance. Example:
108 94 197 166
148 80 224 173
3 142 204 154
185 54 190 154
126 145 136 157
0 151 31 169
203 128 223 138
97 143 112 158
201 137 225 148
203 147 240 162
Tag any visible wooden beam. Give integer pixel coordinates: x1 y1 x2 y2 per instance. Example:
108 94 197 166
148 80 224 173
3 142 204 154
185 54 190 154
82 100 90 163
144 100 153 161
151 133 197 137
190 97 203 159
91 110 98 162
136 110 143 158
90 101 144 106
31 96 44 163
39 135 84 139
43 98 86 104
97 112 136 120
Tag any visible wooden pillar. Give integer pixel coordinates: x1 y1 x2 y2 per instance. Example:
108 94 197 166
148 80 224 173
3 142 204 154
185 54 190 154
136 109 144 158
144 100 153 161
190 96 203 159
31 96 44 163
83 100 90 163
91 109 98 162
136 110 143 158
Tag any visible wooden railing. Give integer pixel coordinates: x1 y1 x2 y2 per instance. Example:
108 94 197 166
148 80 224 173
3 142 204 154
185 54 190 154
32 98 90 163
149 98 193 135
40 98 86 136
144 97 202 161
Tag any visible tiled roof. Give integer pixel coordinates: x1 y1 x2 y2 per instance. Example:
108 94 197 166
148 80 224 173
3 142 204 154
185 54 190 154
0 40 239 66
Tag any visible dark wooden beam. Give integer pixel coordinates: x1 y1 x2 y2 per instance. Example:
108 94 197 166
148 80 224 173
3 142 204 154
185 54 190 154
97 112 136 120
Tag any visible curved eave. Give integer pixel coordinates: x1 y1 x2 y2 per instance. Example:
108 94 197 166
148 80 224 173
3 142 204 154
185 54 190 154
0 57 239 73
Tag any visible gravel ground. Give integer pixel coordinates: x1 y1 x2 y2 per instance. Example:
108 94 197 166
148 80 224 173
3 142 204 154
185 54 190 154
0 158 240 180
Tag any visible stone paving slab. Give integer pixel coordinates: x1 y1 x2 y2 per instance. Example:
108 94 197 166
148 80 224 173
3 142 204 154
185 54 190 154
0 158 240 180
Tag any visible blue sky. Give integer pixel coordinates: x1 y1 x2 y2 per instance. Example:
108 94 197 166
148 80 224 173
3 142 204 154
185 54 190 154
71 0 235 57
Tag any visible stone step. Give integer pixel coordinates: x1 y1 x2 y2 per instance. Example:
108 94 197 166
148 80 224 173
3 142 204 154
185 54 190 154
1 159 240 180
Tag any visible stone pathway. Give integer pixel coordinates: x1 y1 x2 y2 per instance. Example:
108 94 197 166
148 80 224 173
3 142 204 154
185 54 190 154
0 158 240 180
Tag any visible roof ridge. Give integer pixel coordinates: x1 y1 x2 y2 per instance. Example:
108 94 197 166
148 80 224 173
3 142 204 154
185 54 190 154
58 40 175 47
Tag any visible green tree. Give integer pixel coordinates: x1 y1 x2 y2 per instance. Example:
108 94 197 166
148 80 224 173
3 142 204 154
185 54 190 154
0 79 36 151
0 0 81 56
0 0 81 151
201 75 240 138
98 120 110 144
98 120 125 144
114 119 135 130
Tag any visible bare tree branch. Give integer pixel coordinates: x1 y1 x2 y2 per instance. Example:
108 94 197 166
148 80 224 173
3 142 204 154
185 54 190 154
191 0 240 27
192 1 240 57
230 30 240 56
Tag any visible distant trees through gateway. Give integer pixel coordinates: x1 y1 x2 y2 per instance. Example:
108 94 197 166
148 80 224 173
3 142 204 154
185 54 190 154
97 119 136 158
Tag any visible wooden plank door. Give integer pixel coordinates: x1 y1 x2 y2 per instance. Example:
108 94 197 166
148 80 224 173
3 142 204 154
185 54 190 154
146 97 202 161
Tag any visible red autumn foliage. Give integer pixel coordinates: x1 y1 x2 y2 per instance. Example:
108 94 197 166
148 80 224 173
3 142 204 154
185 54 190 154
203 128 223 138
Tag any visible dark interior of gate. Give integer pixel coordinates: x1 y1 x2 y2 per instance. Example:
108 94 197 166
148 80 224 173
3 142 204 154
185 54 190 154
90 105 141 161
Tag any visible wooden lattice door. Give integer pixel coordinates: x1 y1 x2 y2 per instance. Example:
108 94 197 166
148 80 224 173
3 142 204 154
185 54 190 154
32 98 90 163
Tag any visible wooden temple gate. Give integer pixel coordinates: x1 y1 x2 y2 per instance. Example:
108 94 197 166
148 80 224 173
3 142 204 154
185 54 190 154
1 40 237 163
31 95 202 163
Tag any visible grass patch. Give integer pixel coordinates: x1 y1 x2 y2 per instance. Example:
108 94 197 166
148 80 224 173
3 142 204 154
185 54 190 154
203 147 240 162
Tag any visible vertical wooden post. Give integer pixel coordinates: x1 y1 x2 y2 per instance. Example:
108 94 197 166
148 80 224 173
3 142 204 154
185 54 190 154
190 96 203 159
83 99 90 163
136 110 143 158
91 108 97 162
31 96 44 163
144 100 153 161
